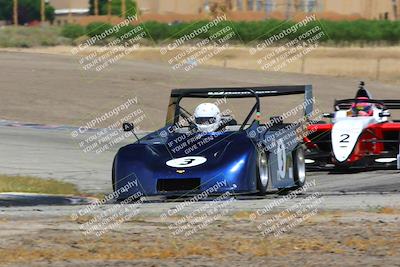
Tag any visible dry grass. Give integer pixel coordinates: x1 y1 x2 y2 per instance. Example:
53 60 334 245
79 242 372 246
1 210 400 265
0 235 344 262
0 26 69 48
0 175 80 195
0 231 397 263
232 211 254 220
376 207 399 214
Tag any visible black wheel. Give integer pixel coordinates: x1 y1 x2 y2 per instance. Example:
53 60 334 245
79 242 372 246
112 157 116 192
292 146 306 188
256 150 270 195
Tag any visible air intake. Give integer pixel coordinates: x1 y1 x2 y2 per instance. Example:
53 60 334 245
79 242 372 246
157 178 201 192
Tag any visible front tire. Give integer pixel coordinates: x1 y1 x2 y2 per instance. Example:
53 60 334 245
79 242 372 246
293 146 306 188
112 157 116 192
256 150 270 195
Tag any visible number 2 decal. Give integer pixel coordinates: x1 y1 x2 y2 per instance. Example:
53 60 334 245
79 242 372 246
340 134 350 143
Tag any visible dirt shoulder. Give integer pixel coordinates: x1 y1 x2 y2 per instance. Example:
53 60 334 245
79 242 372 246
2 46 400 83
1 209 399 266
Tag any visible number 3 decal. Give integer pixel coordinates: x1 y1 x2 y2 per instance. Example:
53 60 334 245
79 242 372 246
166 156 207 168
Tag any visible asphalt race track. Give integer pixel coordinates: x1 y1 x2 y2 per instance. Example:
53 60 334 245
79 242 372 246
0 123 399 207
0 51 399 206
1 51 400 267
1 51 399 129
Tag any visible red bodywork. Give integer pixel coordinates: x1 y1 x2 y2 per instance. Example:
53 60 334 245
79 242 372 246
305 122 400 164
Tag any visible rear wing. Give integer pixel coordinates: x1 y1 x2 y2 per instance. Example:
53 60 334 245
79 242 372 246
167 85 314 126
381 100 400 110
334 99 400 111
170 85 312 98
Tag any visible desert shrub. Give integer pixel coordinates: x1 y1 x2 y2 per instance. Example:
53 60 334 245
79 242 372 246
77 19 400 45
86 22 113 37
4 19 400 48
61 24 85 39
0 26 63 47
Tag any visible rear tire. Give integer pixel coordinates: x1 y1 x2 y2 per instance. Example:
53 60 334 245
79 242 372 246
256 150 270 195
293 146 306 188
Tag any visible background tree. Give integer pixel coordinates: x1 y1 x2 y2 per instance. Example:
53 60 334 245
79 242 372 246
0 0 54 24
89 0 138 17
0 0 13 21
89 0 107 15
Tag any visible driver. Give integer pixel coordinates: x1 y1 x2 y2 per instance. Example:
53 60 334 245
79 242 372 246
351 97 374 117
194 103 222 132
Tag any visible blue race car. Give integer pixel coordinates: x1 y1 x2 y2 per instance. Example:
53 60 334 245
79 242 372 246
112 86 314 199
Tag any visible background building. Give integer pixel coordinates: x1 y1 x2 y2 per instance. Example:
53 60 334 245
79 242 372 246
49 0 89 25
47 0 400 25
136 0 400 21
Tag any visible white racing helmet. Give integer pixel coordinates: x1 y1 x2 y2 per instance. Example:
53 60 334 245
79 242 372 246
194 103 221 132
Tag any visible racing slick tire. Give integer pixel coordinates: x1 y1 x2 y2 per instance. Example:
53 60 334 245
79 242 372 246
292 146 306 188
112 157 116 192
256 150 270 195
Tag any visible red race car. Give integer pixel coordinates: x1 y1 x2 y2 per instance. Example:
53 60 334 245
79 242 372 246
305 82 400 170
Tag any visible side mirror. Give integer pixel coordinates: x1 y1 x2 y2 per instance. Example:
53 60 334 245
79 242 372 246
322 113 334 118
122 122 140 143
122 122 134 132
379 111 391 118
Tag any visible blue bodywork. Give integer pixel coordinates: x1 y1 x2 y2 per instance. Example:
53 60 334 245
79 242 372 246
113 126 260 199
112 86 313 198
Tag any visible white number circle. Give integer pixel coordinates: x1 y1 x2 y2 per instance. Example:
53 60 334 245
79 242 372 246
166 156 207 168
